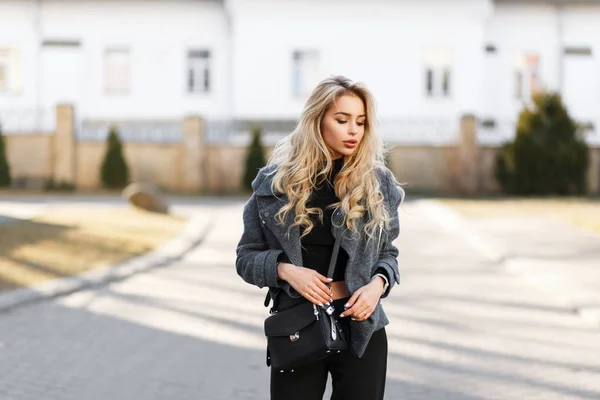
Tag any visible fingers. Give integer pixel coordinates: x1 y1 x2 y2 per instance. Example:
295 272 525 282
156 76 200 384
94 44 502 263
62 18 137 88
346 305 372 321
344 290 361 310
289 268 333 305
314 280 333 300
340 293 374 321
304 292 325 306
301 277 332 305
353 306 372 322
311 272 332 304
300 287 329 305
311 286 332 305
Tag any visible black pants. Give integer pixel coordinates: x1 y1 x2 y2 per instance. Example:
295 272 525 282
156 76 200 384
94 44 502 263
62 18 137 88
270 297 388 400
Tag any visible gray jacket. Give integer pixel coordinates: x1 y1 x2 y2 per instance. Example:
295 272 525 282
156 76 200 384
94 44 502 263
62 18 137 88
235 164 403 358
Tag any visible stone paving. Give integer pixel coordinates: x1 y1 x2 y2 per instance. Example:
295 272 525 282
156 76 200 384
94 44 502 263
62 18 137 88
0 199 599 399
470 215 600 321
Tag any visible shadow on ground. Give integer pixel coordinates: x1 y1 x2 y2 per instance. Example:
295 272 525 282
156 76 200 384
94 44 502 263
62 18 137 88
0 218 74 291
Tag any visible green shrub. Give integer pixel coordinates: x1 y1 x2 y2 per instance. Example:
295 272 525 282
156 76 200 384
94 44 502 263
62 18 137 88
0 123 11 188
100 125 130 189
495 92 589 195
242 124 267 192
45 178 75 192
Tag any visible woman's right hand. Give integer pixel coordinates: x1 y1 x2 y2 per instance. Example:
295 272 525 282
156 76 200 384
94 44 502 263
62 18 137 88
277 263 333 305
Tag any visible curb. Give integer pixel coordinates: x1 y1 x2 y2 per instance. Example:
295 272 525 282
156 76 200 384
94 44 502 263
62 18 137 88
0 202 48 222
0 213 213 313
417 199 600 327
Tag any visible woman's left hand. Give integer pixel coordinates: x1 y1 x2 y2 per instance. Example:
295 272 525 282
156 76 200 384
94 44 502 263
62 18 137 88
339 277 385 322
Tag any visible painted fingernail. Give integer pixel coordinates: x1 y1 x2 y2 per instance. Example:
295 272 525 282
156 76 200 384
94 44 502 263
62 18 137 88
318 303 323 306
344 303 349 307
325 302 330 306
351 318 356 321
339 313 345 318
327 278 333 281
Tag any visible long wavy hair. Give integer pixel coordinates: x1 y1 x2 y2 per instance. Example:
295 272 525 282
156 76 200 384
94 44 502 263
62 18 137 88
268 75 400 242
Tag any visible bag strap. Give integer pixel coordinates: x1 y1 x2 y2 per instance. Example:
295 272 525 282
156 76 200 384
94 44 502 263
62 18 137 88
326 230 342 280
264 232 342 309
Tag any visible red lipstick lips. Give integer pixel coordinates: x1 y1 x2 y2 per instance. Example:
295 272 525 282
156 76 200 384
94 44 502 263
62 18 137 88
343 139 358 148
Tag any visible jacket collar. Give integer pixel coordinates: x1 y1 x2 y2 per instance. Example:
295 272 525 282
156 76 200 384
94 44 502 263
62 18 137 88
253 167 358 266
253 170 302 265
253 168 280 197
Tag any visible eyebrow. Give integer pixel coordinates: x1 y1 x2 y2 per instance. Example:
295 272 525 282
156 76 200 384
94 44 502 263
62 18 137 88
334 112 366 118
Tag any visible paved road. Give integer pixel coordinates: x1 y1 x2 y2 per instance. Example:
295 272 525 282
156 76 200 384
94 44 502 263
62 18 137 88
0 199 599 399
469 214 600 321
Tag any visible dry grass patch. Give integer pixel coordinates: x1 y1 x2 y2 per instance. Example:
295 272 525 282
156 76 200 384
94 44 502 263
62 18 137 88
0 205 189 292
438 197 600 235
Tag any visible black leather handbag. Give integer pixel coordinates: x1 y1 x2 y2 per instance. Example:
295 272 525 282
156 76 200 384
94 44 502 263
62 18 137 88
264 233 347 371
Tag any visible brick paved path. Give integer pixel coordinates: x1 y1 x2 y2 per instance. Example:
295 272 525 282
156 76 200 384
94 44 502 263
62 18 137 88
0 200 599 399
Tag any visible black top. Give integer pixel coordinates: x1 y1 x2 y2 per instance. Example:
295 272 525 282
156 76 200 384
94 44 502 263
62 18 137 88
300 157 348 282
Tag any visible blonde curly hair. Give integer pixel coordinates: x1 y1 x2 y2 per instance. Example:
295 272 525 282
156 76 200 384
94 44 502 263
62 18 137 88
268 75 397 242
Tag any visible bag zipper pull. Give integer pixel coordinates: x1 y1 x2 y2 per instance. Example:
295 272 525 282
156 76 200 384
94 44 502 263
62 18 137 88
313 304 319 321
331 319 337 340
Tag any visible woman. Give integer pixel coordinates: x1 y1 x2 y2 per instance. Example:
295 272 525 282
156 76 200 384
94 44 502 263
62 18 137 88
236 75 404 400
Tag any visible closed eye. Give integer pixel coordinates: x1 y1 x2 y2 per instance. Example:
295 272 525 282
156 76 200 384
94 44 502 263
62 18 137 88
336 119 366 127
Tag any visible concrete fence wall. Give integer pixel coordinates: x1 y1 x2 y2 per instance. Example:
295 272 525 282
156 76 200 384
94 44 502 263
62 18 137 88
4 134 53 189
2 105 599 195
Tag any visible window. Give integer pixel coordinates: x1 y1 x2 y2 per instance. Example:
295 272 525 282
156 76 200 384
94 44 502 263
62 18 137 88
442 69 451 96
187 50 211 93
0 48 23 93
424 49 452 98
425 68 434 96
104 48 131 93
564 46 592 56
513 53 540 100
292 50 319 97
485 44 497 54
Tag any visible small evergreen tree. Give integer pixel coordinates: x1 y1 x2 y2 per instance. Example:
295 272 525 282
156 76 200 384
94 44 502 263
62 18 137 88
495 91 589 195
242 124 267 192
0 123 11 188
100 125 129 189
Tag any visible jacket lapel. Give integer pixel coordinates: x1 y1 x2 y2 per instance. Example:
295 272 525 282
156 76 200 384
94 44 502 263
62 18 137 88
254 177 303 267
331 208 357 263
254 171 359 269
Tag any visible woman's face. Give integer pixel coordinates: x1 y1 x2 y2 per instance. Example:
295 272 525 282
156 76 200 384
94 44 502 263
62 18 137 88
321 94 366 159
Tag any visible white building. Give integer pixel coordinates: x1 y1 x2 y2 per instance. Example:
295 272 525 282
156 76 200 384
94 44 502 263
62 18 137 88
0 0 598 144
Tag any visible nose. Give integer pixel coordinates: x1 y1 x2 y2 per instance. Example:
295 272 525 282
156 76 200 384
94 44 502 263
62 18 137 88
348 121 359 136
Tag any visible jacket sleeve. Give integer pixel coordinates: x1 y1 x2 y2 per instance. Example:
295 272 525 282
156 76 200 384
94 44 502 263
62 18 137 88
372 169 403 298
235 192 285 289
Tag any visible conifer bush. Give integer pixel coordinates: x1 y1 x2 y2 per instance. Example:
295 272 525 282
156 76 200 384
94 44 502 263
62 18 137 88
242 124 267 192
0 123 11 188
495 92 589 195
100 125 130 189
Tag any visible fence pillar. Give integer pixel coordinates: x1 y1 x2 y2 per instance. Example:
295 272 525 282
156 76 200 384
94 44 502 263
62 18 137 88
457 114 479 195
52 104 76 187
179 116 204 193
